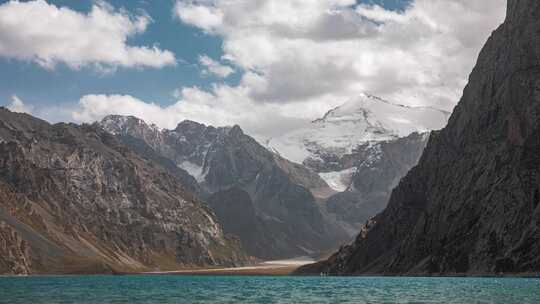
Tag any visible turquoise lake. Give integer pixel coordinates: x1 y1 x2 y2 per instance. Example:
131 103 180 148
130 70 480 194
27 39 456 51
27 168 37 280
0 275 539 303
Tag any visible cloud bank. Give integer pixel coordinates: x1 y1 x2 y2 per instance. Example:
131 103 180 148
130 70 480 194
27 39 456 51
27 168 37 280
173 0 506 110
0 0 176 70
71 0 506 139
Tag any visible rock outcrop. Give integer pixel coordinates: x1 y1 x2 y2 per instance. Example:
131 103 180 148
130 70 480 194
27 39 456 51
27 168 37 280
297 0 540 276
0 109 248 275
100 116 349 259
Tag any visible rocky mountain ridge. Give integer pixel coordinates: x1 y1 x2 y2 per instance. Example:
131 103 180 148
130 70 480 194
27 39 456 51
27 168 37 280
100 116 349 259
0 108 248 275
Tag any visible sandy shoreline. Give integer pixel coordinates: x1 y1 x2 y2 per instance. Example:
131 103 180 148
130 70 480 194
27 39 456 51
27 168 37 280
140 258 314 276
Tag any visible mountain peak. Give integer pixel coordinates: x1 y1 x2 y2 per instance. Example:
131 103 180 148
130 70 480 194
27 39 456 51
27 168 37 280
175 119 207 132
315 93 388 123
316 94 450 135
100 114 161 134
228 125 244 137
102 114 145 125
268 93 450 165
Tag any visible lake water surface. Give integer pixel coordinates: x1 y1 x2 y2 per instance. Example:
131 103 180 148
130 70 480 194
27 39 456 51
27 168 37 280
0 275 539 303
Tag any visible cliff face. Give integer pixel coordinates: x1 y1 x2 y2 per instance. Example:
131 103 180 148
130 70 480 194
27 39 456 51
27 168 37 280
206 187 273 257
100 116 349 259
298 0 540 275
0 109 248 275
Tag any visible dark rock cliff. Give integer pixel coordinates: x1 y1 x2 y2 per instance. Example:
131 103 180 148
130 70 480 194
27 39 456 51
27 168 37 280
206 187 274 258
0 109 248 275
297 0 540 275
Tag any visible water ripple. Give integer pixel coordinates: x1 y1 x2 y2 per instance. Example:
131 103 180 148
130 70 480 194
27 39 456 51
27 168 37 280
0 275 539 304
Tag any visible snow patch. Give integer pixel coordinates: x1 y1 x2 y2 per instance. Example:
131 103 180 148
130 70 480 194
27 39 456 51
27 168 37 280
178 161 207 183
319 167 356 192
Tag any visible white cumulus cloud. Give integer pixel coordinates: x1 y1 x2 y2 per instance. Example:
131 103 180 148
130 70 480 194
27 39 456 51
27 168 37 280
173 1 224 33
199 55 235 78
0 0 176 70
172 0 506 113
63 0 507 141
71 87 330 140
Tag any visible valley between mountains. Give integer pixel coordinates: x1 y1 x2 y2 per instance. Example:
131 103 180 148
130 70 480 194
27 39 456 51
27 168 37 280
0 93 445 274
2 0 538 277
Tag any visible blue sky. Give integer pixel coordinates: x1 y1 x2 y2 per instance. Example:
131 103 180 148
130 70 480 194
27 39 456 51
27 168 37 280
0 0 232 109
0 0 410 112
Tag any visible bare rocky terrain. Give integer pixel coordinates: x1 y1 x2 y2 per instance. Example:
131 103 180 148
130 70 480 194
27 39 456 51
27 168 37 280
100 116 349 259
0 109 248 275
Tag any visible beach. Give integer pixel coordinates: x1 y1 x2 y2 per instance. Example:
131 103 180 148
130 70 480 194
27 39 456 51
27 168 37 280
142 258 315 276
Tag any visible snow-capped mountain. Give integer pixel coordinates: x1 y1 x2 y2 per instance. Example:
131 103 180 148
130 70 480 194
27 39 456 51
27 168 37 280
267 93 450 191
268 93 449 166
98 94 450 247
265 93 450 228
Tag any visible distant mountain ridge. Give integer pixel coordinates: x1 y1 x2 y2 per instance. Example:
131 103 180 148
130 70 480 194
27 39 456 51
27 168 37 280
99 93 449 258
100 115 349 259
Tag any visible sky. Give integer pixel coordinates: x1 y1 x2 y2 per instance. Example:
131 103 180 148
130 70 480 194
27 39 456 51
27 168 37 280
0 0 506 140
